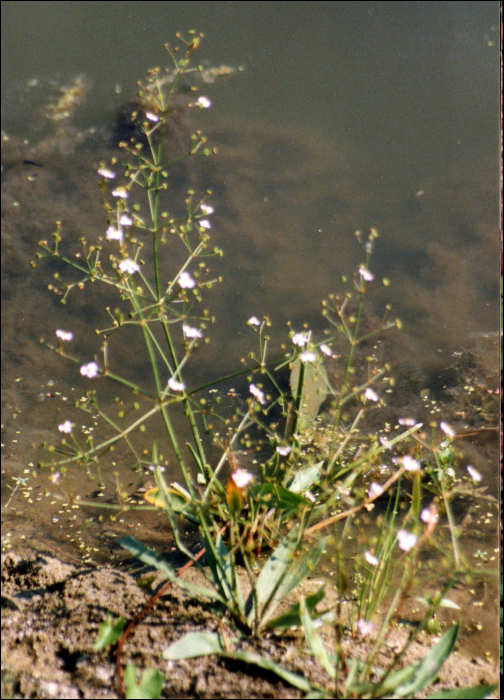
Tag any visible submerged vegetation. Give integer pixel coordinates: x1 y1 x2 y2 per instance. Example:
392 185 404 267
28 33 497 698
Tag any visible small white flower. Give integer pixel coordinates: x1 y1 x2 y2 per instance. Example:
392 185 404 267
368 482 384 499
365 387 379 402
248 316 261 326
145 111 160 122
421 506 439 524
276 446 291 456
305 490 316 503
398 417 416 426
58 420 73 433
50 472 61 485
440 421 456 438
397 529 417 552
365 551 379 566
196 96 212 109
178 271 196 289
200 203 214 215
111 187 129 198
300 351 317 363
119 258 139 274
55 329 73 341
231 468 254 489
106 225 123 241
467 465 482 482
183 324 203 339
249 383 266 404
359 266 374 282
292 332 309 347
168 377 186 392
357 619 374 637
319 344 333 356
379 436 393 450
98 168 116 179
198 219 211 229
80 362 99 378
402 455 420 472
119 214 133 226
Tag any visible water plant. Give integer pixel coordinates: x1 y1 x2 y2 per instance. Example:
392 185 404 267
33 33 497 699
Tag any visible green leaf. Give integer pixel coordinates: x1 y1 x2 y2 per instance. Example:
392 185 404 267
123 664 164 699
290 355 329 431
202 532 242 611
92 614 126 650
423 685 498 699
389 622 459 697
163 631 234 660
274 485 310 510
247 527 328 629
413 596 461 610
118 535 224 603
300 597 335 679
221 651 315 693
287 462 324 494
266 584 326 629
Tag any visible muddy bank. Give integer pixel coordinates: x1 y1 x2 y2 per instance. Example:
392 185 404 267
1 548 499 699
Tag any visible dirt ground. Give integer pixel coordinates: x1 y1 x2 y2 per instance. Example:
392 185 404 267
1 546 500 699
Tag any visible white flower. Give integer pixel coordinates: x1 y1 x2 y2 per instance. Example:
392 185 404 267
398 417 416 426
55 329 73 341
119 258 139 274
198 219 211 229
80 362 99 378
440 421 456 438
292 332 309 347
231 469 254 489
467 465 482 482
300 351 316 363
196 96 212 109
397 530 417 552
178 272 196 289
276 446 291 456
357 619 374 637
319 344 333 356
111 187 129 198
402 455 420 472
106 225 123 241
249 383 266 404
368 482 384 499
364 387 379 402
119 214 133 226
183 324 203 339
359 266 374 282
379 436 393 450
168 377 185 392
248 316 261 326
145 111 160 122
200 203 214 215
305 490 316 503
58 420 73 433
98 168 116 179
50 472 61 484
421 506 439 524
365 551 379 566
